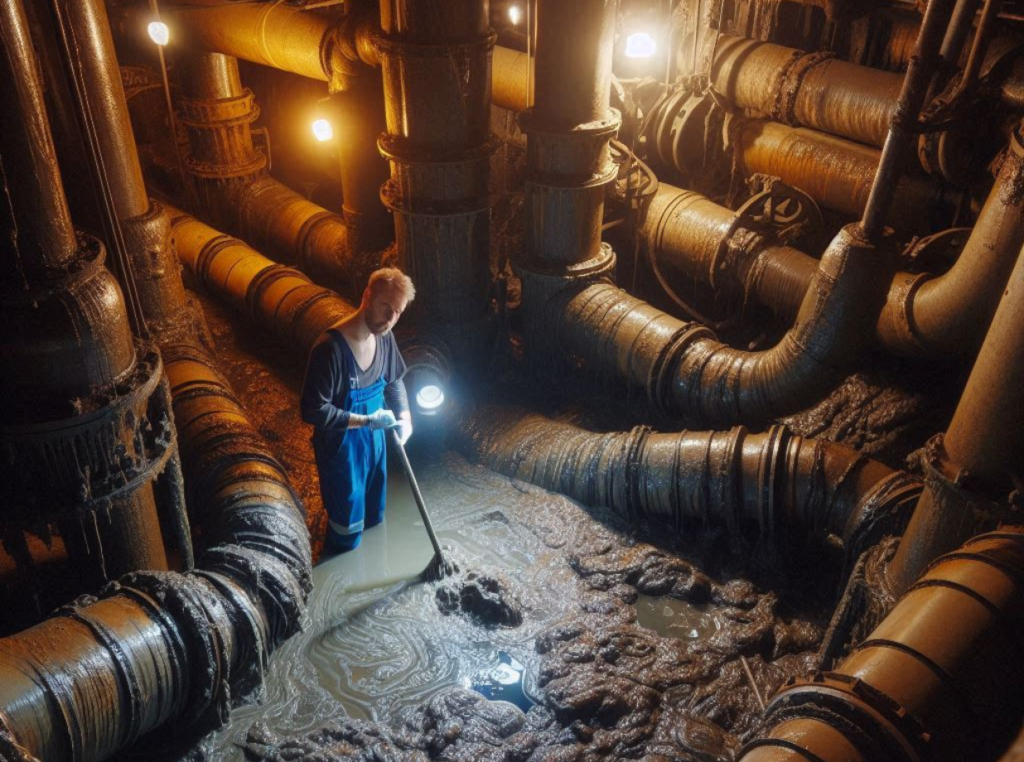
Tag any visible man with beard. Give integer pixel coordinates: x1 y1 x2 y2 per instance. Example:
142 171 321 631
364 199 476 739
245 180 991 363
301 268 415 553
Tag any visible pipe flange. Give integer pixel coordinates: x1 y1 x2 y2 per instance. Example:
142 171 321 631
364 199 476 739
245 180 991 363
373 29 497 58
756 424 791 543
756 671 930 762
3 232 105 306
186 152 268 181
773 51 836 126
178 90 260 128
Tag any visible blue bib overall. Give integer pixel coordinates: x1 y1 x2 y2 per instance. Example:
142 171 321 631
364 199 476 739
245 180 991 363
313 332 388 553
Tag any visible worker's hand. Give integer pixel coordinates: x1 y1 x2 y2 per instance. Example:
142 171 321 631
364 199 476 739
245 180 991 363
397 413 413 446
367 408 398 430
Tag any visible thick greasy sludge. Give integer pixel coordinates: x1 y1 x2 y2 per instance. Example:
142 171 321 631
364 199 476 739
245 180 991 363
176 452 827 762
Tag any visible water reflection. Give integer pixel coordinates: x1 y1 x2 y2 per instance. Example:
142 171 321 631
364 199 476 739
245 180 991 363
634 594 719 640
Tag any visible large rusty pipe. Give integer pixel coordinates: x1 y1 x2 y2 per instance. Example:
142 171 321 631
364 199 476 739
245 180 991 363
377 0 495 356
647 127 1024 360
457 407 920 557
52 0 148 220
1 0 171 582
538 222 891 426
0 341 312 762
0 0 79 283
733 119 955 230
174 53 369 299
738 530 1024 762
163 2 531 109
167 206 355 352
888 236 1024 591
710 33 903 148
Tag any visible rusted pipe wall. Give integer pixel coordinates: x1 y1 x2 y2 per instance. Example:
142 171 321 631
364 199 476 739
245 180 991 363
167 207 355 353
733 119 954 229
457 407 920 557
377 0 495 357
711 33 903 147
174 53 371 299
646 129 1024 359
888 234 1024 591
542 223 890 426
1 0 169 583
0 341 312 762
739 530 1024 762
517 0 619 272
164 2 528 109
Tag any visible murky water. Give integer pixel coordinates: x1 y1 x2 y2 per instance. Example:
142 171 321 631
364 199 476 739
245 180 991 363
634 594 719 640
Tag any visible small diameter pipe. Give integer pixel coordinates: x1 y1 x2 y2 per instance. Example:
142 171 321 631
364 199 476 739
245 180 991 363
862 0 958 241
456 406 921 557
738 530 1024 762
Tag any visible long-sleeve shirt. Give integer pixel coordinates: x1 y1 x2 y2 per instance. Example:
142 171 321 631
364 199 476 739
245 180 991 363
300 329 408 431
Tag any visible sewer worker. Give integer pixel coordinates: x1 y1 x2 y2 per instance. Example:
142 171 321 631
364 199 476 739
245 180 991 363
300 268 415 553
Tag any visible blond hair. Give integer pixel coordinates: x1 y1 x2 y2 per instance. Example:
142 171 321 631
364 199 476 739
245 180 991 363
367 267 416 302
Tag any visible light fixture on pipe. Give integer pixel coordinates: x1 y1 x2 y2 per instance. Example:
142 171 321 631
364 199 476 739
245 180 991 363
147 20 169 46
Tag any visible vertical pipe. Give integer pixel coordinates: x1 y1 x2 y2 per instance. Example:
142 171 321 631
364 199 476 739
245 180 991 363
377 0 496 359
861 0 958 240
888 240 1024 591
0 0 78 285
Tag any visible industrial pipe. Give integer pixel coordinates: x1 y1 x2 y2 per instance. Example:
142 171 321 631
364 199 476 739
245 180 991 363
738 529 1024 762
377 0 495 359
167 207 355 352
887 234 1024 592
457 407 921 558
174 52 372 299
710 33 903 148
0 341 312 762
645 124 1024 358
539 222 891 426
163 1 530 110
1 0 171 583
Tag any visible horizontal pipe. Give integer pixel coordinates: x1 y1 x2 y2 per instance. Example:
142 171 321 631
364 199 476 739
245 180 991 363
646 126 1024 359
165 3 529 110
733 119 954 231
166 206 355 353
739 530 1024 762
456 406 921 556
540 222 889 426
711 33 903 148
0 339 312 762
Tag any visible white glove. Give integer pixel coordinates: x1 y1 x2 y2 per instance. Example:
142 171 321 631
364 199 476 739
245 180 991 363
397 415 413 445
366 408 398 430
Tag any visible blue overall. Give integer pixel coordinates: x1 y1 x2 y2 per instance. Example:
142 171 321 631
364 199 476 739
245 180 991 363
312 337 388 553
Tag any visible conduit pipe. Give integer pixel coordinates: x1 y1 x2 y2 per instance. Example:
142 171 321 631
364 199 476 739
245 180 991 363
376 0 496 359
175 52 371 299
738 529 1024 762
887 235 1024 592
457 407 921 558
526 0 952 425
644 124 1024 358
0 341 312 762
1 0 171 582
167 207 355 352
710 33 904 148
163 2 531 110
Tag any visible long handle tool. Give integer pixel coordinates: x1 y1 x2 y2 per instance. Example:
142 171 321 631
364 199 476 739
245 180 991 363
389 428 452 580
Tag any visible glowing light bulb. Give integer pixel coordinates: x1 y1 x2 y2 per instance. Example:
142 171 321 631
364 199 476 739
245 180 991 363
625 31 657 59
311 118 334 142
416 384 445 411
508 5 521 25
147 21 170 46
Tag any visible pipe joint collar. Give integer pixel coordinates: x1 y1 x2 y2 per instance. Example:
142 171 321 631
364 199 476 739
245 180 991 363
917 433 1007 511
749 671 929 762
